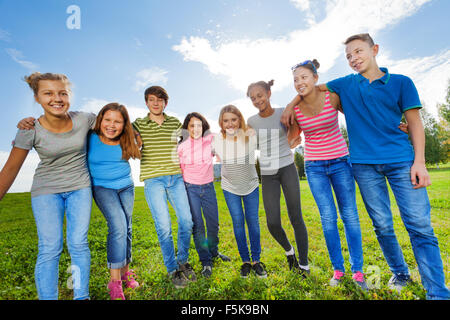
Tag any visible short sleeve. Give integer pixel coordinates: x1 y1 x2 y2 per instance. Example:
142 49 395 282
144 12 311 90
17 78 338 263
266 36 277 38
13 128 35 150
132 120 140 133
326 76 349 95
400 76 422 113
87 112 97 129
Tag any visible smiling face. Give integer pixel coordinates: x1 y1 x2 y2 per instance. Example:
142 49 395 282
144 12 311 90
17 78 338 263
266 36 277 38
221 112 241 136
293 67 317 97
145 94 166 116
35 80 70 117
100 110 124 141
248 85 271 113
188 116 203 140
345 39 379 75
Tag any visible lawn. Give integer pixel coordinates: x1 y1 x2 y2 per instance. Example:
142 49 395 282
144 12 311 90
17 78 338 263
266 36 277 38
0 168 448 300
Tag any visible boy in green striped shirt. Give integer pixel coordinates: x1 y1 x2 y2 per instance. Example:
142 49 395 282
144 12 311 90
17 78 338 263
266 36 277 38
133 86 195 289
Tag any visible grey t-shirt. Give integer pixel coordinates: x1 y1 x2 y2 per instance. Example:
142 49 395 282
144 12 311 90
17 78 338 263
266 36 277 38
13 111 96 197
247 108 294 175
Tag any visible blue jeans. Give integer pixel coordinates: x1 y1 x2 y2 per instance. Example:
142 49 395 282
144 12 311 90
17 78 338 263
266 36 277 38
144 174 193 273
31 187 92 300
185 182 219 267
93 184 134 269
352 162 449 300
223 187 261 262
305 156 364 273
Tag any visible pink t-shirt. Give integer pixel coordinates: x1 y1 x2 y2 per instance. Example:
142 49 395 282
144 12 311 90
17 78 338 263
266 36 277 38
295 91 349 161
177 134 215 185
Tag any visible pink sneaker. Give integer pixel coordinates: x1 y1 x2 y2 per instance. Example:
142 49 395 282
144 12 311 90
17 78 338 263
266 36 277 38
107 280 125 300
121 270 139 289
329 270 345 287
352 271 369 291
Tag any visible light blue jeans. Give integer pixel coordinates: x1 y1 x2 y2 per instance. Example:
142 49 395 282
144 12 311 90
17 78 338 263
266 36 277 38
144 174 193 274
31 187 92 300
93 184 134 269
352 161 449 300
305 156 364 274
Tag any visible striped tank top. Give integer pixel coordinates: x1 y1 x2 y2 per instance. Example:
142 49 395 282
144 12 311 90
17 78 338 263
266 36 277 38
294 91 349 161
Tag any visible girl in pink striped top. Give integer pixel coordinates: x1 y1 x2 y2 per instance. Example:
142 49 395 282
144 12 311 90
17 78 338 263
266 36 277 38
291 59 368 291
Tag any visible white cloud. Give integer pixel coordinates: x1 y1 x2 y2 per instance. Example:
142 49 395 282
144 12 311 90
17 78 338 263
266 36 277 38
0 150 39 193
378 49 450 116
0 28 11 41
133 67 169 92
173 0 431 95
5 48 39 70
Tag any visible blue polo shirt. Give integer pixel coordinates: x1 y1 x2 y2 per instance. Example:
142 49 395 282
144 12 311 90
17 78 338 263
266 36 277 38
326 67 421 164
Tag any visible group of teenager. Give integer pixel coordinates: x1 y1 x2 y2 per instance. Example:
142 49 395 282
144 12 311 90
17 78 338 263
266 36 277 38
0 33 448 301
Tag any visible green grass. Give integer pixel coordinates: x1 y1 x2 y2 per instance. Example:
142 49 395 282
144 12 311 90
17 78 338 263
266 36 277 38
0 168 448 300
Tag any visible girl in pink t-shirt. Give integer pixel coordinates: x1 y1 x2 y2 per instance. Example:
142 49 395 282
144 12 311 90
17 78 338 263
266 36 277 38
177 112 230 278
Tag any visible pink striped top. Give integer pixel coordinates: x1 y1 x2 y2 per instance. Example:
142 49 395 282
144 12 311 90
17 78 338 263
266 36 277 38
294 91 349 161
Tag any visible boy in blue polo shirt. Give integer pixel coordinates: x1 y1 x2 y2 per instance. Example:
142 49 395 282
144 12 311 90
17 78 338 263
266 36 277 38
282 33 448 300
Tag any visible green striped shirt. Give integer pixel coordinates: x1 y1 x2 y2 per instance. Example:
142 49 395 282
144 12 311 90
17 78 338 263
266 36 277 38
132 113 182 181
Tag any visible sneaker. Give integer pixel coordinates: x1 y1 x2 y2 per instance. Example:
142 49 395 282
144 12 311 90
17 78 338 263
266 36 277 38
212 252 231 262
201 266 212 278
297 266 310 279
240 262 252 278
170 270 188 289
352 271 369 292
388 274 412 293
252 262 268 278
121 270 139 289
329 270 345 287
179 262 197 282
107 280 125 300
286 254 300 271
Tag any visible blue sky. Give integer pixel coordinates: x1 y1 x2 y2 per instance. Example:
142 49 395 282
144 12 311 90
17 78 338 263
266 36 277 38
1 0 449 192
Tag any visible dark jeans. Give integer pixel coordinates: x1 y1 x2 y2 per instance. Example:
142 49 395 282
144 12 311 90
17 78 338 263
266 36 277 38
261 163 309 266
185 182 220 267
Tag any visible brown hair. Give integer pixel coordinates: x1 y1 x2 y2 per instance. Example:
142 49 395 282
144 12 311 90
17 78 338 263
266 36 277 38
296 59 320 75
218 104 248 139
144 86 169 104
93 103 141 160
246 79 274 97
24 72 71 95
344 33 375 47
180 112 211 143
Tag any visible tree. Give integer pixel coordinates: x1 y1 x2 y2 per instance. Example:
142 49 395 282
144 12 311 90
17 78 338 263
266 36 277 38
294 151 305 180
340 126 349 147
420 106 448 167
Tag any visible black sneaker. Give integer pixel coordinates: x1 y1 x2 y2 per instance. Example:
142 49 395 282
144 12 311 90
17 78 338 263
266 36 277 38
297 267 310 279
240 262 252 278
170 270 188 289
212 252 231 262
286 254 300 271
201 266 212 278
179 262 197 282
252 262 268 278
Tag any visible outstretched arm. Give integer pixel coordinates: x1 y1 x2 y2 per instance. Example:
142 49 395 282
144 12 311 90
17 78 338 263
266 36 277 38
404 108 430 189
0 147 30 200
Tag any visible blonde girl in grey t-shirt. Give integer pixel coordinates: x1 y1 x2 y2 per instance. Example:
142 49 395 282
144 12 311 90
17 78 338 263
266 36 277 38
0 72 95 300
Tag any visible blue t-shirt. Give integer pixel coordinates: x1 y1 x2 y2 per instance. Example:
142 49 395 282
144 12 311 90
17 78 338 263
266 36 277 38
326 67 421 164
87 132 133 189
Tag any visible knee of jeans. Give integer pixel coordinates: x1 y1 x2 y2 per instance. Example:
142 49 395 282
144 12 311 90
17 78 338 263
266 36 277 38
108 222 127 241
38 242 63 260
67 241 90 255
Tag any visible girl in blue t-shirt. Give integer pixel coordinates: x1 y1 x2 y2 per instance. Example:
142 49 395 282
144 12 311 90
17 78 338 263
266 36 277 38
87 103 141 300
